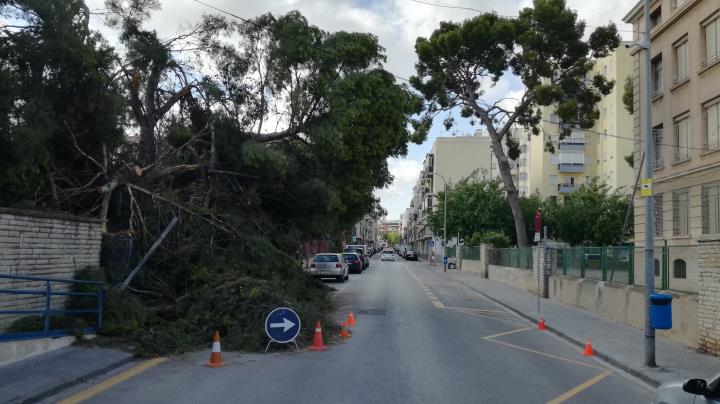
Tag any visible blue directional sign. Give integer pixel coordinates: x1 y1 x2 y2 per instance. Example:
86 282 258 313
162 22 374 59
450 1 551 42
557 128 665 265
265 307 301 343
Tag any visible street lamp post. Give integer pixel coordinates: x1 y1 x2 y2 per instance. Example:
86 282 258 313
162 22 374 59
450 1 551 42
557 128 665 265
428 172 448 271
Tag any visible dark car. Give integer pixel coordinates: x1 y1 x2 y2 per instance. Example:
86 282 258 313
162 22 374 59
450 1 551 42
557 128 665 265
404 250 418 261
344 247 368 269
342 252 363 274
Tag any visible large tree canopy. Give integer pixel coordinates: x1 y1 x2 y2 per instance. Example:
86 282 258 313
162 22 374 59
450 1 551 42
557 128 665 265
411 0 620 246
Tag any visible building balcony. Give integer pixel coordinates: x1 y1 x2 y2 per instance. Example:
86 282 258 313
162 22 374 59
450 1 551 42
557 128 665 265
558 184 577 193
558 163 585 173
558 142 585 152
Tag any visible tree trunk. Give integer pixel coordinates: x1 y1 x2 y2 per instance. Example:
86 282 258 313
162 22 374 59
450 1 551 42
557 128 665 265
98 176 120 233
139 124 155 166
488 134 529 247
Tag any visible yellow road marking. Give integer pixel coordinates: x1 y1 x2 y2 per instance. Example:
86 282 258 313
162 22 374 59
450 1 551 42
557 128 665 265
432 300 445 308
453 309 529 326
58 358 167 404
488 339 605 370
483 326 534 340
546 370 612 404
442 306 512 314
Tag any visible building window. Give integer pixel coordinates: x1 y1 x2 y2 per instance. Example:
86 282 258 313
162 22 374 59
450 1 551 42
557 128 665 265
673 189 689 236
673 259 687 279
674 40 688 84
705 99 720 151
651 55 663 97
650 7 662 28
674 115 689 162
671 0 687 10
654 193 664 238
654 258 661 276
704 15 719 67
702 182 720 234
653 125 664 168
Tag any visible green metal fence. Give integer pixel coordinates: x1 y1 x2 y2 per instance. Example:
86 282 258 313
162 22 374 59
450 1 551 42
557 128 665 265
555 246 634 284
462 246 481 260
488 244 697 293
489 247 533 270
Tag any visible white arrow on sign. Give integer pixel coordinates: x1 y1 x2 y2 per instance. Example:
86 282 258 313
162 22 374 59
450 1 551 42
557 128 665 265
270 317 296 333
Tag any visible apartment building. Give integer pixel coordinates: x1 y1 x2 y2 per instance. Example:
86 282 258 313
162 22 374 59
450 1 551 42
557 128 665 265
407 133 494 258
520 49 636 199
624 0 720 354
350 214 379 247
624 0 720 246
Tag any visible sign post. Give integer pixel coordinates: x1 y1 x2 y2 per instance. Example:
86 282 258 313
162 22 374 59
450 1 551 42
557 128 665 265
264 307 301 352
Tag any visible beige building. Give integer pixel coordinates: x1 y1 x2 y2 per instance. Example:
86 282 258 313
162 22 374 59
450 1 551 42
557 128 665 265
520 48 636 199
407 133 495 257
624 0 720 354
625 0 720 247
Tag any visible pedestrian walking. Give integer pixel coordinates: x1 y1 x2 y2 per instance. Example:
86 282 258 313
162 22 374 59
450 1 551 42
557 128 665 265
430 252 435 266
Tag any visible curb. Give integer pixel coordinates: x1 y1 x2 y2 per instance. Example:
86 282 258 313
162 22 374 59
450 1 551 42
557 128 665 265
455 278 662 388
21 355 137 403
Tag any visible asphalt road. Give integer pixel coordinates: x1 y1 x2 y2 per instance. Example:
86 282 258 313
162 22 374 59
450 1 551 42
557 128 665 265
50 255 653 404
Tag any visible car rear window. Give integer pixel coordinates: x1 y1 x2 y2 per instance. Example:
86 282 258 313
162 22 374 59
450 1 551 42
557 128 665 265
342 254 358 260
314 255 339 262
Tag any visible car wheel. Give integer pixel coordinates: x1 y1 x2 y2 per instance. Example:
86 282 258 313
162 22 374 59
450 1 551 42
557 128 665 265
337 275 345 283
345 272 349 280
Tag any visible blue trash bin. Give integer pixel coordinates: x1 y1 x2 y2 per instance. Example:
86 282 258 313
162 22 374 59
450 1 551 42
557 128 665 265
650 293 673 329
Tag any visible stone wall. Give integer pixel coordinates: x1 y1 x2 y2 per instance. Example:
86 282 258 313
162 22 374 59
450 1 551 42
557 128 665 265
0 208 103 329
549 276 698 348
698 239 720 355
488 265 536 292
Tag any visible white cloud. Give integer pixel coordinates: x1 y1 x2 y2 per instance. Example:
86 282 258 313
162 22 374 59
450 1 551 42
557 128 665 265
375 158 422 218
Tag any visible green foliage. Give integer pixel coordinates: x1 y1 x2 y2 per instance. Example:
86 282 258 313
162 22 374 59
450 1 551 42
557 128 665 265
0 0 125 205
384 231 401 245
431 175 631 247
411 0 620 246
428 175 515 243
553 180 631 245
467 230 511 248
623 75 634 115
625 153 635 168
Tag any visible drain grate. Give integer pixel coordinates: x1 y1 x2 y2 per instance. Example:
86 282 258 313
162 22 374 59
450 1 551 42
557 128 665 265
356 308 386 316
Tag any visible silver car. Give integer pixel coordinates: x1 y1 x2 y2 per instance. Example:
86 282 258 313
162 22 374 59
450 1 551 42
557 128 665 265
654 374 720 403
309 253 349 282
381 250 395 261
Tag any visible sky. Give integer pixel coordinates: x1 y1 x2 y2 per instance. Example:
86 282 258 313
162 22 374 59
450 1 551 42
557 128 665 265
86 0 634 220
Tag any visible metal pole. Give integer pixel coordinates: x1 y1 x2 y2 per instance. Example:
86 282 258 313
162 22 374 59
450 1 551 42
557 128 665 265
642 0 656 367
443 181 447 272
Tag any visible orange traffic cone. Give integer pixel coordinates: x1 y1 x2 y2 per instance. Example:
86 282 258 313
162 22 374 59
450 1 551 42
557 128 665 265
346 312 356 326
538 316 546 331
207 330 223 368
339 327 352 338
310 321 327 351
583 338 594 356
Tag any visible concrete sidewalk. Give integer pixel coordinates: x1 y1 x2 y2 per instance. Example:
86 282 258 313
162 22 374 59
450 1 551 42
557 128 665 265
441 269 720 387
0 344 134 403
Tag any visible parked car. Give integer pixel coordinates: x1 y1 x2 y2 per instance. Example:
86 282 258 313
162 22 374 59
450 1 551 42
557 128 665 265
310 253 348 282
654 374 720 403
404 250 417 261
342 252 363 274
345 245 369 268
381 250 395 261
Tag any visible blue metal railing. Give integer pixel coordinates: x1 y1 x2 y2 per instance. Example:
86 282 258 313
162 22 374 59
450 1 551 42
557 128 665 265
0 274 103 342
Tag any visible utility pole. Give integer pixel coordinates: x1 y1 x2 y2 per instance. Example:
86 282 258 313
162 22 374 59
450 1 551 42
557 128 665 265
428 172 448 271
642 0 656 367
